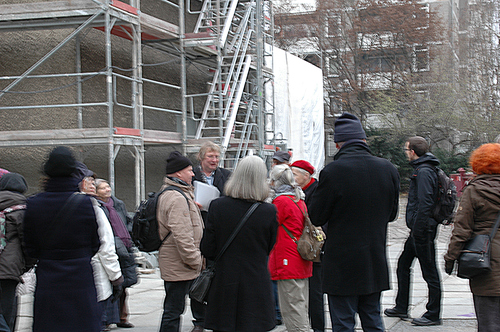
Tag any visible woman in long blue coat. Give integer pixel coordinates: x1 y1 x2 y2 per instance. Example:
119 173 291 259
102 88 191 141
23 147 101 332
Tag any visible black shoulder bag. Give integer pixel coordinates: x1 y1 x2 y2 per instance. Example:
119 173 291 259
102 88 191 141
457 211 500 279
189 202 261 304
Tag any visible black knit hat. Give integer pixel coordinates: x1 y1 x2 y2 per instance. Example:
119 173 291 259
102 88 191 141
334 113 367 143
43 146 77 178
166 151 192 174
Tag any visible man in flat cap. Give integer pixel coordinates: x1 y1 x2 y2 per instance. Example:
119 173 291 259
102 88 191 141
309 113 400 332
272 150 291 168
157 151 205 332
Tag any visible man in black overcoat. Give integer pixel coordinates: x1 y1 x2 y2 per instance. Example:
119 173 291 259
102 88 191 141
308 113 400 332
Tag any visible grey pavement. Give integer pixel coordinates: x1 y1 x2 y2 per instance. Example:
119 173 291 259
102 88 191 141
15 196 477 331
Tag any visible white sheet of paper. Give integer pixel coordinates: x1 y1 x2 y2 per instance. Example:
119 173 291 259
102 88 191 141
194 181 220 212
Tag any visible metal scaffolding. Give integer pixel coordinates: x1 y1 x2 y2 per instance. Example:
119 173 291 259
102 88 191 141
0 0 275 206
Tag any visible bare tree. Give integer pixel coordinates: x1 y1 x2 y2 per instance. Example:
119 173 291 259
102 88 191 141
313 0 444 122
458 0 500 146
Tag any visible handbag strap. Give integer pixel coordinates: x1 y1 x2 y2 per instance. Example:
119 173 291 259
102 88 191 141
489 210 500 239
45 192 85 240
288 196 312 227
213 202 260 263
281 224 297 243
280 197 309 243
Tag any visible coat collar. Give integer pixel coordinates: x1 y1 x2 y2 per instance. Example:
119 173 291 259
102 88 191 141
334 142 372 160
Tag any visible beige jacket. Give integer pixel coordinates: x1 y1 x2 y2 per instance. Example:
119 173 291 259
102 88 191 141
157 177 203 281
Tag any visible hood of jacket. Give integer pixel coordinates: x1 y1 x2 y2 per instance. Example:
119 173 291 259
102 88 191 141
0 173 27 194
471 174 500 206
410 152 440 169
0 190 26 210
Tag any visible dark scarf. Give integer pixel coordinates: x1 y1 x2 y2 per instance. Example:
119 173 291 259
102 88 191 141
102 198 132 248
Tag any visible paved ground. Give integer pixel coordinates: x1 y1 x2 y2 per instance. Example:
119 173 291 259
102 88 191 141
15 196 477 331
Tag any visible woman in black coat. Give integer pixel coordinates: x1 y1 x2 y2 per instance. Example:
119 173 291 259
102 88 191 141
200 156 278 332
23 147 101 332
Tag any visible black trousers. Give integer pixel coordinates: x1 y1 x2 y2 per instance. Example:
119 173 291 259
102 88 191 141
473 295 500 332
159 280 205 332
309 261 324 332
328 292 384 332
394 226 441 321
0 279 18 331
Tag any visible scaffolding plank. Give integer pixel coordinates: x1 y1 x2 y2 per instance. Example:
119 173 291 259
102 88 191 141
143 130 181 144
0 0 100 21
140 12 178 39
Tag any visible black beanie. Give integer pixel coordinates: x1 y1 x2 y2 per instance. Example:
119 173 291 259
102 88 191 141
43 146 77 178
166 151 192 174
334 113 367 143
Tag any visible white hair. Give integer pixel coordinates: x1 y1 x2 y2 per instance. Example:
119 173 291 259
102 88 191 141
224 156 270 201
270 164 302 200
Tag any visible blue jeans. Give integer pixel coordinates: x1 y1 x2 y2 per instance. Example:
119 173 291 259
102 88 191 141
328 292 384 332
159 280 205 332
0 315 9 332
272 280 282 322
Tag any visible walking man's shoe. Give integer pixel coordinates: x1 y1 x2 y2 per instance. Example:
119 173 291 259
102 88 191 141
384 308 409 319
411 317 442 326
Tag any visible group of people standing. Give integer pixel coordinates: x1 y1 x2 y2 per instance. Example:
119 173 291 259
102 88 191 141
2 147 136 332
2 111 500 332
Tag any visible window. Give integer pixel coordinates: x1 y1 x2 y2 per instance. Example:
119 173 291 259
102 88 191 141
327 14 341 38
413 45 429 72
326 56 340 77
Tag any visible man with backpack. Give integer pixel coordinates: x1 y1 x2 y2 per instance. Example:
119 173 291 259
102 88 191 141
157 151 204 332
385 136 443 326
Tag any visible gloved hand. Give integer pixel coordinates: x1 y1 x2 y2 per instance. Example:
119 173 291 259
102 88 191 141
445 260 455 275
111 276 124 302
112 284 123 303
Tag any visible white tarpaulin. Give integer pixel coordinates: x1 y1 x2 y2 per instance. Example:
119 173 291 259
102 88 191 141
271 46 325 171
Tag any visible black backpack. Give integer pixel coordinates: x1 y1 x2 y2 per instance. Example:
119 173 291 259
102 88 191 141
132 186 189 252
422 165 457 225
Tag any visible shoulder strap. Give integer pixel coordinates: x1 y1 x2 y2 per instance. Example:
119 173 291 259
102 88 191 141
0 204 27 252
213 202 261 263
417 163 438 174
45 192 85 241
280 197 308 243
157 185 190 209
281 223 297 243
1 204 26 215
156 186 191 244
489 211 500 239
287 196 306 216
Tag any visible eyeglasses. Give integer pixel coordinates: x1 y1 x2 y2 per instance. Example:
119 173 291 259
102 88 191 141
404 148 412 151
205 154 220 160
